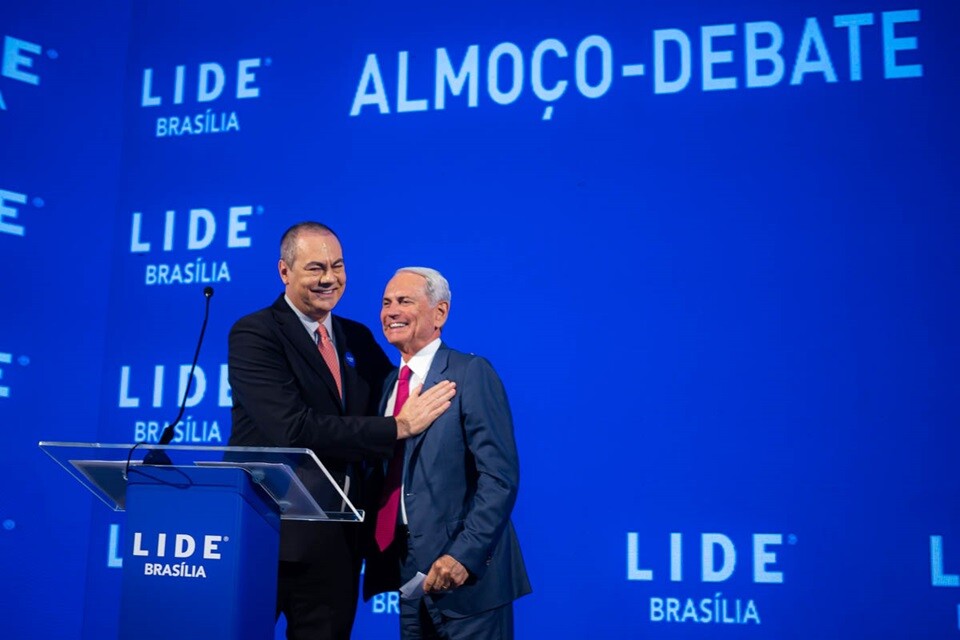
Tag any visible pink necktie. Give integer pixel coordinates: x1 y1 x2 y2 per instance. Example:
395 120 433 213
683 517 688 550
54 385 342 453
374 366 412 551
316 325 342 399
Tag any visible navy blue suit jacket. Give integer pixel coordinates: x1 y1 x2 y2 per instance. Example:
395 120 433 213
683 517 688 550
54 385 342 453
364 343 531 616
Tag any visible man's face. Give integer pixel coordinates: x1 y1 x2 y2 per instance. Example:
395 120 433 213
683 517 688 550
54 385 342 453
381 272 449 359
278 230 346 321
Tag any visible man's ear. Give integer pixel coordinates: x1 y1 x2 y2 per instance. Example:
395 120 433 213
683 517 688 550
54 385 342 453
435 301 450 329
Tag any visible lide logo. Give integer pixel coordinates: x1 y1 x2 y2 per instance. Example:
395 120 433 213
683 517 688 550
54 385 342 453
627 531 792 626
118 362 230 444
0 188 44 237
131 531 229 578
139 57 267 138
930 535 960 630
0 351 11 398
2 35 51 111
128 204 256 286
0 350 28 398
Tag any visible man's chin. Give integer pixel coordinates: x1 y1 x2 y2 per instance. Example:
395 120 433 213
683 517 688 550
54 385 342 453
384 335 406 350
305 303 336 319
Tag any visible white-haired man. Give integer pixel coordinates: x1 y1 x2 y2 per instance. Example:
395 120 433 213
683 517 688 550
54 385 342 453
364 267 531 639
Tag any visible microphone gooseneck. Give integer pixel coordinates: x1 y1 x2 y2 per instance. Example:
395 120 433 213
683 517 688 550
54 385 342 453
124 286 215 474
158 287 214 445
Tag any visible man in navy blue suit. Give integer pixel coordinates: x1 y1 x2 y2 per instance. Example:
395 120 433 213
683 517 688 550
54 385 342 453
364 266 531 639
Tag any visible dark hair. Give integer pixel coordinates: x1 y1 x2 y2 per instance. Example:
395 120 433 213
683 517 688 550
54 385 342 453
279 222 339 266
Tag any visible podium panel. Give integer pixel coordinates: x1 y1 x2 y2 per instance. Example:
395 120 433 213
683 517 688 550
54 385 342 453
119 467 279 640
39 442 364 638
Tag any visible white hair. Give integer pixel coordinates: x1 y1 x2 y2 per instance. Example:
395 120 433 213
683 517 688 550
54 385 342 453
395 266 451 305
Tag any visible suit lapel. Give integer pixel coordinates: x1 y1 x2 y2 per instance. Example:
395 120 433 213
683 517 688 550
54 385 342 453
331 317 352 411
405 343 450 467
271 296 343 410
423 343 450 391
380 368 399 416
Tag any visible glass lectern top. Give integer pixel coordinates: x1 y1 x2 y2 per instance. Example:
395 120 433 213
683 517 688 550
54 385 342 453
38 442 364 522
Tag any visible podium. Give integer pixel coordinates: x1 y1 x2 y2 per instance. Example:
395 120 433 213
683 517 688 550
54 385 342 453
39 442 364 640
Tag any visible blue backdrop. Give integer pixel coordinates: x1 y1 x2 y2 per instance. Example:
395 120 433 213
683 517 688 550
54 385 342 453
2 1 958 637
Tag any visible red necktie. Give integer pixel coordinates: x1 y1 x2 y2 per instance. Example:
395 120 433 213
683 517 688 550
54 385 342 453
316 324 342 399
374 366 412 552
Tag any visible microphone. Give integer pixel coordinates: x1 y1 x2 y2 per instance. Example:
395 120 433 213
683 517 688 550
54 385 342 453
157 286 215 446
130 286 215 470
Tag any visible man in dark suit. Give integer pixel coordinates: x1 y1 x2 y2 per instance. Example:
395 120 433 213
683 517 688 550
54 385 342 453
364 267 531 639
228 223 456 640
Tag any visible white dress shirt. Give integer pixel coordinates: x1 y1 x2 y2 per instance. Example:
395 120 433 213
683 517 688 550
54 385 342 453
284 295 337 352
384 337 442 524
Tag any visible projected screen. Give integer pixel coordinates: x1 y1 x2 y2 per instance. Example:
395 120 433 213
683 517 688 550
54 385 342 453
2 1 958 638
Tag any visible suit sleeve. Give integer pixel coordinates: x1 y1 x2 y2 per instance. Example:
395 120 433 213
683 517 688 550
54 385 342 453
446 357 520 578
228 315 397 460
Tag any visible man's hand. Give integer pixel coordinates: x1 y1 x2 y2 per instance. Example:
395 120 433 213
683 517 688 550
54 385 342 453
423 554 469 593
396 381 456 439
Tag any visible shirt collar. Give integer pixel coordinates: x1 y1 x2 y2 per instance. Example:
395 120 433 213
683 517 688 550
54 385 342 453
284 294 335 346
400 337 442 382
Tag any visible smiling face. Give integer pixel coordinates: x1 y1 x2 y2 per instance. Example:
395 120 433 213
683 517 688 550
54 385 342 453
381 271 449 360
278 230 345 321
